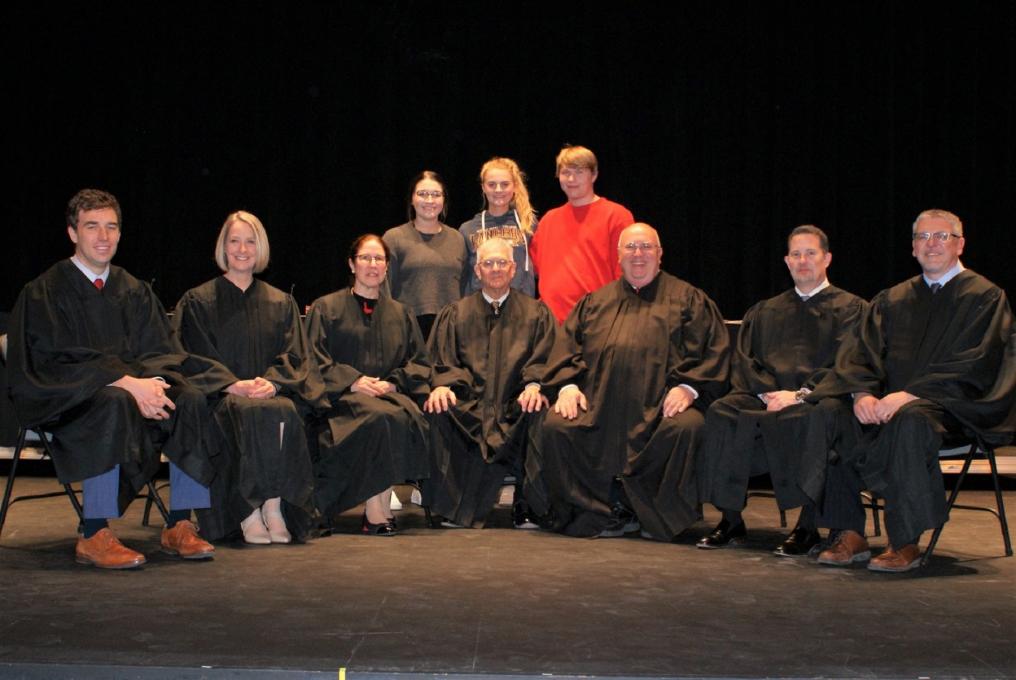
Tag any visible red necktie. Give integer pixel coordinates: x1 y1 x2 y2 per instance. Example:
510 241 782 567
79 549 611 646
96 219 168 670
93 278 104 291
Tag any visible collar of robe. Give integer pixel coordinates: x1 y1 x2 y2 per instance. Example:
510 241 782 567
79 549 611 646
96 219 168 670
624 272 662 299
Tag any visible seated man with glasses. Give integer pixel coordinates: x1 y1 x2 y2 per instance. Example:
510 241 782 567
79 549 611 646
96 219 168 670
810 209 1014 572
425 238 556 529
696 225 866 555
526 223 730 540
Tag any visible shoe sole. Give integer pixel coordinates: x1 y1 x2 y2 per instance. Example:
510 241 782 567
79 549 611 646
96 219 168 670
161 547 215 560
696 536 747 550
773 545 818 558
514 523 539 530
75 555 146 569
867 557 923 573
817 550 871 566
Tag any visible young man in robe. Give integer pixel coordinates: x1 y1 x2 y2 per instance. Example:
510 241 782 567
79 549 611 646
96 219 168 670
813 209 1014 572
528 145 635 324
7 189 217 568
526 223 730 540
425 238 556 529
696 225 866 555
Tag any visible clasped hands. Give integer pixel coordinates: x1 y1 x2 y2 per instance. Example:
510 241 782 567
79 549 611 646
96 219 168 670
226 376 278 400
350 375 395 398
853 391 918 425
114 375 175 420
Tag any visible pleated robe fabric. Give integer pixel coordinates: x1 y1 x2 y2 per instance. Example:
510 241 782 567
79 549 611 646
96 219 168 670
173 276 325 541
811 270 1015 544
525 272 731 540
426 291 556 527
698 286 866 512
7 260 217 513
305 289 430 519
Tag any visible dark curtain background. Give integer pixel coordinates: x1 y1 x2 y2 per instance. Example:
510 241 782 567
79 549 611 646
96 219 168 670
7 3 1014 319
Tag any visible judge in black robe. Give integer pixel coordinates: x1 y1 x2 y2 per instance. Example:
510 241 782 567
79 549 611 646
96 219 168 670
424 237 556 528
697 226 866 553
526 224 730 541
811 210 1015 570
173 211 325 544
305 235 430 535
7 189 217 566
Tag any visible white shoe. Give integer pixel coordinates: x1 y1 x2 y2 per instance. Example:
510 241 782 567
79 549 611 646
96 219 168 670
410 488 423 506
261 500 291 544
241 508 271 545
389 493 403 511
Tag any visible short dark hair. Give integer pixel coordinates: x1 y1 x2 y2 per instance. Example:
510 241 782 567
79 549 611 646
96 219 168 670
66 188 121 230
406 170 448 222
787 224 829 252
348 233 391 262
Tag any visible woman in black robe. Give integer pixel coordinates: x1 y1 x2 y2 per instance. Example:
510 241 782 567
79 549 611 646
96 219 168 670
174 211 324 544
305 234 430 536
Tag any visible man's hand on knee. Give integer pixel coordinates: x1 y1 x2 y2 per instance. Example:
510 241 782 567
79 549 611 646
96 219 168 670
112 375 176 420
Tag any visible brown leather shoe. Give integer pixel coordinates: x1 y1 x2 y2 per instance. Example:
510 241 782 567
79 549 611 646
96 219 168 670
161 519 215 560
817 529 871 566
75 528 146 569
868 544 922 573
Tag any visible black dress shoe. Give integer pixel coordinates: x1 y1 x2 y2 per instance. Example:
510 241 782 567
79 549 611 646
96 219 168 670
773 526 821 557
597 502 640 538
696 519 747 549
361 514 398 536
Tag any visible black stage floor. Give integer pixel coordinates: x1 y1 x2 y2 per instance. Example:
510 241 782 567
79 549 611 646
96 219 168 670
1 473 1014 680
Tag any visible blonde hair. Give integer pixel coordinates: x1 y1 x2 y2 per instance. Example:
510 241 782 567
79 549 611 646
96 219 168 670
480 157 536 235
214 210 271 273
913 208 963 236
555 145 598 175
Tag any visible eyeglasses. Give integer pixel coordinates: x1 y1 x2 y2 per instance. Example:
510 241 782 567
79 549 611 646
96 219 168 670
621 242 660 253
913 231 962 242
479 258 511 270
355 254 387 264
415 190 444 199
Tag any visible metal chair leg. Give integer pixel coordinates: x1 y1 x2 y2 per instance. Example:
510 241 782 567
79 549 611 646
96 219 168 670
922 443 976 567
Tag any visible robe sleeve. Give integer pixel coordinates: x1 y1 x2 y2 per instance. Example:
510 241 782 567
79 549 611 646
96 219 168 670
801 296 867 391
305 299 364 397
519 302 557 386
667 286 730 407
385 308 431 404
540 293 592 399
261 294 326 407
8 280 138 425
427 303 474 398
730 301 776 395
172 290 241 395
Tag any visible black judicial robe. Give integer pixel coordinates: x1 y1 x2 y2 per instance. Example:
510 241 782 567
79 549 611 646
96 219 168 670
699 286 866 512
305 289 430 518
7 260 216 511
526 272 730 539
814 270 1014 541
174 277 325 540
426 291 557 527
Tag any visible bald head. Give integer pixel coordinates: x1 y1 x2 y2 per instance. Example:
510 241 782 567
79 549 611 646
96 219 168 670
617 223 663 288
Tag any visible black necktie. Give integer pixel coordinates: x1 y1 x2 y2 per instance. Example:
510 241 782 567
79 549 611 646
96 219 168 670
491 300 501 318
929 282 942 295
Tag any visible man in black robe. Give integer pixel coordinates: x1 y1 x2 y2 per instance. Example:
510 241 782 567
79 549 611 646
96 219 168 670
526 223 730 540
425 238 556 528
696 225 866 555
7 189 217 568
813 209 1014 572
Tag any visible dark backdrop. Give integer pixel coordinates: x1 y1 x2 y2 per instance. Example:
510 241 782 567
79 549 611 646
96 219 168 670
8 3 1015 319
